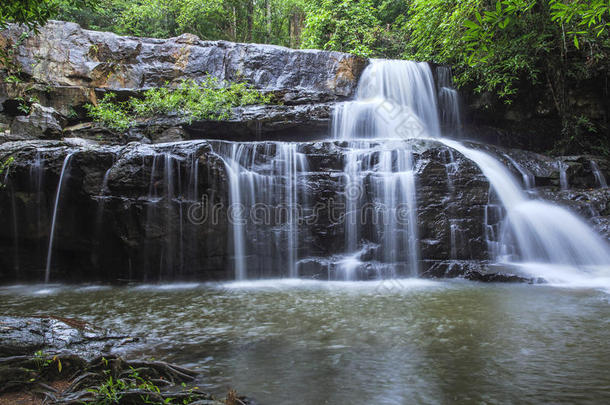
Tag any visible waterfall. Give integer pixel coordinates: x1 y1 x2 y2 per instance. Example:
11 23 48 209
437 66 462 136
438 139 610 269
590 160 607 188
144 151 190 278
330 61 436 277
503 153 535 190
212 141 308 280
559 161 569 190
332 58 610 282
338 141 420 277
332 60 440 139
45 152 74 283
3 170 19 274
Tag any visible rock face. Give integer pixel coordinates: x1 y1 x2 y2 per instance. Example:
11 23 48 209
2 136 606 283
0 139 229 282
2 21 365 100
10 103 65 139
0 20 366 141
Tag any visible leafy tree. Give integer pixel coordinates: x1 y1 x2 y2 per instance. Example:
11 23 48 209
1 0 94 30
1 0 56 30
53 0 308 46
301 0 381 57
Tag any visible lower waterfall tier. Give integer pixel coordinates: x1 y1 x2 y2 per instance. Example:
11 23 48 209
0 138 608 283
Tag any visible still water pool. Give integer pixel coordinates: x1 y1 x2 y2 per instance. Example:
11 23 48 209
1 279 609 404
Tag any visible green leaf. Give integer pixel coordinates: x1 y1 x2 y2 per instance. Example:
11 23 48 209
463 20 479 29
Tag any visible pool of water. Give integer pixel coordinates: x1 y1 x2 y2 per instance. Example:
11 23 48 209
1 279 609 404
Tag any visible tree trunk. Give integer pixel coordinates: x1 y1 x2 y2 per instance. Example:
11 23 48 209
230 6 237 41
266 0 272 42
290 11 304 48
246 0 254 42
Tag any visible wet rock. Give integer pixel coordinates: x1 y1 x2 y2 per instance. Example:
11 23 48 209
537 187 610 240
0 139 228 282
463 270 533 283
0 316 134 358
421 260 489 278
0 21 367 142
0 136 606 282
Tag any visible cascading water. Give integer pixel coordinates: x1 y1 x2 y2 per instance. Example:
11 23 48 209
332 60 440 139
503 153 535 191
337 140 420 277
590 160 608 188
332 58 610 285
45 152 74 283
329 61 438 278
8 59 607 286
559 161 569 190
437 66 462 136
438 139 610 270
142 148 205 278
211 141 308 280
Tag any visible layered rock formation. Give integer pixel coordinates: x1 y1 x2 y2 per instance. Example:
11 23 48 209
1 20 366 142
1 136 607 282
0 21 608 283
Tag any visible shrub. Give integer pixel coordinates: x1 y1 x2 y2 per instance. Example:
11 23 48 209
86 77 274 131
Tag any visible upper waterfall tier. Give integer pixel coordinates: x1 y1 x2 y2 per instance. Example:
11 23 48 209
333 60 441 139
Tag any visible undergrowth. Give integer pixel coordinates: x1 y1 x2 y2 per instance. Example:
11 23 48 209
86 77 274 131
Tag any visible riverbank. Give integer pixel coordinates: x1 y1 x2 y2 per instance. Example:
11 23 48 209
0 315 252 404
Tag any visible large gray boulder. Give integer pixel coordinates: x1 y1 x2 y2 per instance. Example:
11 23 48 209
1 22 366 100
0 21 367 141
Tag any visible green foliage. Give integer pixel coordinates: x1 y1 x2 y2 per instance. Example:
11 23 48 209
550 0 610 48
300 0 409 57
0 0 56 30
31 350 63 374
0 0 94 30
86 78 273 131
86 92 133 131
53 0 308 46
0 157 14 189
88 367 199 405
301 0 380 57
400 0 548 103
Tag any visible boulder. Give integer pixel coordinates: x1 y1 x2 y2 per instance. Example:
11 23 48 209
9 104 65 139
0 316 133 358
